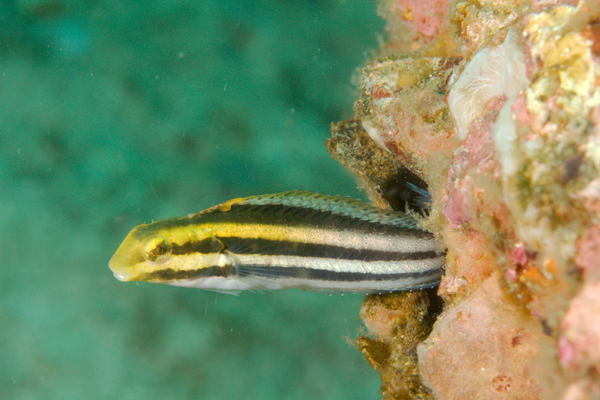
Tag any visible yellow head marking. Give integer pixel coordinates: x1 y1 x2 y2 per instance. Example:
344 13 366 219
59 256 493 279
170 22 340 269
109 218 219 283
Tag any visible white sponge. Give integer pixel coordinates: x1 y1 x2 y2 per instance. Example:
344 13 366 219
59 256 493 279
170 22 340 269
448 31 528 140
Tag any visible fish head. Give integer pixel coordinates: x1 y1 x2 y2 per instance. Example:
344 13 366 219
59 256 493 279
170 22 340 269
109 219 217 283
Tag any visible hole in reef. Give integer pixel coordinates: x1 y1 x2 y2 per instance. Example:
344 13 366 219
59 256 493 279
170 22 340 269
381 167 430 214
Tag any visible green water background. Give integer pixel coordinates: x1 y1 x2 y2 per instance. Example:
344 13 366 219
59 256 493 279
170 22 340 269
0 1 384 398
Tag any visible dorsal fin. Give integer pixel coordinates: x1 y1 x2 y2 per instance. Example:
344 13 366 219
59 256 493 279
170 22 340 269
190 190 420 229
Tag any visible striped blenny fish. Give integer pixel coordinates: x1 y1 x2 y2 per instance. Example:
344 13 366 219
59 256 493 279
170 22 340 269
109 190 446 294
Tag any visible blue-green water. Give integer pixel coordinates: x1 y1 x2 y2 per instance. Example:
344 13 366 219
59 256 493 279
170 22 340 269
0 1 384 398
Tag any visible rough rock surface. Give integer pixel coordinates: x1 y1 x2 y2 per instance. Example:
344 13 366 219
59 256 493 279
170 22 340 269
330 0 600 398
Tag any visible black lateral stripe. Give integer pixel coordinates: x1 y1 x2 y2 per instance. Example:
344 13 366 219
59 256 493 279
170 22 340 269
143 265 232 281
171 238 218 255
237 264 443 282
221 237 440 262
169 236 441 261
171 237 440 261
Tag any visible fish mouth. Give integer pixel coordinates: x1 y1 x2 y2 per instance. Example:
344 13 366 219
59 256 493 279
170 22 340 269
109 256 132 281
109 228 147 282
111 271 130 282
108 248 137 282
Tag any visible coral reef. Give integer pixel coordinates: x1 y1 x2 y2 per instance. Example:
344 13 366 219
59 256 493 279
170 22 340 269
329 0 600 398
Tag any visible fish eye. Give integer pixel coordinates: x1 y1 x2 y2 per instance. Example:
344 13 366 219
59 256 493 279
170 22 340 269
144 239 171 263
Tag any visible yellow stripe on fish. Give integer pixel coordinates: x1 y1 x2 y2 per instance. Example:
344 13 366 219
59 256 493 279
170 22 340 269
109 190 446 294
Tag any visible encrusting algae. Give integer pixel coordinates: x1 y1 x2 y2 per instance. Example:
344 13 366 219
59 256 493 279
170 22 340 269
328 0 600 399
356 290 443 400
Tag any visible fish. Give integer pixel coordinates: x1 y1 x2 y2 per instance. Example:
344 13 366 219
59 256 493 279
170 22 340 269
109 190 446 294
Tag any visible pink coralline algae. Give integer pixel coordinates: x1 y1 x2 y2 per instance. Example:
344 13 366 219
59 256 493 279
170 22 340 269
380 0 452 52
560 281 600 372
390 0 448 37
419 276 551 399
443 96 505 229
329 0 600 399
575 224 600 279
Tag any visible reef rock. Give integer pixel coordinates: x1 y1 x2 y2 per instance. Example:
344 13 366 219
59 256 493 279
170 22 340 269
330 0 600 398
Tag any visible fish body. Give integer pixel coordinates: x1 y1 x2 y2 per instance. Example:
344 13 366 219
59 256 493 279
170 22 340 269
109 191 445 294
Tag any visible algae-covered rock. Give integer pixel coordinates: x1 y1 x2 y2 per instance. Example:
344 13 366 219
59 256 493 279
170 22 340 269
332 0 600 398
